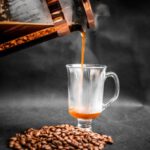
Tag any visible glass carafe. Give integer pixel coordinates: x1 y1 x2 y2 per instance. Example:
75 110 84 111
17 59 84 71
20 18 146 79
0 0 95 56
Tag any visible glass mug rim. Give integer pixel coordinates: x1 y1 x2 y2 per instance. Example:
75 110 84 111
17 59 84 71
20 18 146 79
66 64 107 69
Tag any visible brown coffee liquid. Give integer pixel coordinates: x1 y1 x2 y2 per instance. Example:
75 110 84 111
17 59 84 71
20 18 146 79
69 108 101 119
80 31 86 67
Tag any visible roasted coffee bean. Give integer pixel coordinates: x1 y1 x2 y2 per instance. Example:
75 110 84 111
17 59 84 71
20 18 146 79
0 27 56 51
9 124 113 150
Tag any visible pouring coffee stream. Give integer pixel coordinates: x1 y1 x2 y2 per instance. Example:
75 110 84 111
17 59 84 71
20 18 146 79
0 0 95 56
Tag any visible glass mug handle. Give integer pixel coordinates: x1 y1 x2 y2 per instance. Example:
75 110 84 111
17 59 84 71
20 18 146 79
102 72 120 111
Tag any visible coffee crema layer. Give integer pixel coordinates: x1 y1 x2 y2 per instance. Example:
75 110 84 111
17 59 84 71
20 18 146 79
69 109 101 119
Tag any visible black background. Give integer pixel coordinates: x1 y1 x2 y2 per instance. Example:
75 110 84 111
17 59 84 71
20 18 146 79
0 0 150 149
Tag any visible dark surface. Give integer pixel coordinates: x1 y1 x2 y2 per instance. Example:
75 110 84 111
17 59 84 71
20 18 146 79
0 93 150 150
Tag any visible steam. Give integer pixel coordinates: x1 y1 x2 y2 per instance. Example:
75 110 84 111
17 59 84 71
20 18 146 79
95 3 132 45
25 31 98 71
95 4 110 28
93 2 150 101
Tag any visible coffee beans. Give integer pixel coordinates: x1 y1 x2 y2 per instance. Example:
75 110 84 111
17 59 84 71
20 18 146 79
0 27 56 51
9 124 113 150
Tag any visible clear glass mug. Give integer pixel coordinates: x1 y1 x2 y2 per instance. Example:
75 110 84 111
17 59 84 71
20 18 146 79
66 64 120 131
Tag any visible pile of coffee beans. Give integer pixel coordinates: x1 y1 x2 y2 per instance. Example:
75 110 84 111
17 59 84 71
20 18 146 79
9 124 113 150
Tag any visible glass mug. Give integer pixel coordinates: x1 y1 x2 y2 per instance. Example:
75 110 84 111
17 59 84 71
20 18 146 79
66 64 120 131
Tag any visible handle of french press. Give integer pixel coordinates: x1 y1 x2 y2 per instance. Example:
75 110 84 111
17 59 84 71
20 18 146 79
102 72 120 111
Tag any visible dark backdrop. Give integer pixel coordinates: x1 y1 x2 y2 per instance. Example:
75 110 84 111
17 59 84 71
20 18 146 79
0 0 150 150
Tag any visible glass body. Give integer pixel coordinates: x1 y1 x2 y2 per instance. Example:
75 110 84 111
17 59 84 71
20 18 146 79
0 0 95 56
66 64 120 130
